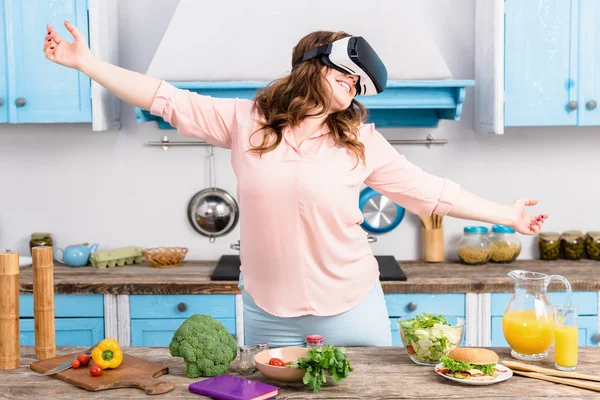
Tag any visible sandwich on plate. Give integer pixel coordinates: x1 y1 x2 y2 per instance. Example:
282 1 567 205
438 348 507 380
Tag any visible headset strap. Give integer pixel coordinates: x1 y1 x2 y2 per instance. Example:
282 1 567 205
292 43 332 69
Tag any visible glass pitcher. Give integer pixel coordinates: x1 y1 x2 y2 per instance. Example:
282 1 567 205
502 270 572 361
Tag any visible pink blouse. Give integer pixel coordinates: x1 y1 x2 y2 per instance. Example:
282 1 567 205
150 81 460 317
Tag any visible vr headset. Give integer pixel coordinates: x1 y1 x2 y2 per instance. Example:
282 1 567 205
292 36 387 96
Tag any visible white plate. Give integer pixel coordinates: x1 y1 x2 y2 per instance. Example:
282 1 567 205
434 363 513 385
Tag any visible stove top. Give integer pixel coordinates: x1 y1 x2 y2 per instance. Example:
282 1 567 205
210 255 407 281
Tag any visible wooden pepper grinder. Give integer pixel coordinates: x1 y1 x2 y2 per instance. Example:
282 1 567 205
0 250 20 370
32 246 55 360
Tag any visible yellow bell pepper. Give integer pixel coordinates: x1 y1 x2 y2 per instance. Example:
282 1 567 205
92 338 123 369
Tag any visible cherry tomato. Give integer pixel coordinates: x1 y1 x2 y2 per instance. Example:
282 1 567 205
77 354 91 367
71 359 81 369
406 345 416 355
89 364 103 377
268 358 284 367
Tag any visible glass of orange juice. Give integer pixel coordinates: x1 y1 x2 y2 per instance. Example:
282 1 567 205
554 305 578 371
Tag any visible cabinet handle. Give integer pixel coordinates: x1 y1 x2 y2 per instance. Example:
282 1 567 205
567 101 578 111
0 98 3 107
592 333 600 343
407 302 417 312
587 100 597 111
15 97 27 107
177 302 188 312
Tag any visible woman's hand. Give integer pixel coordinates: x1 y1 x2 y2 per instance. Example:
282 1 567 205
509 198 548 235
43 21 94 70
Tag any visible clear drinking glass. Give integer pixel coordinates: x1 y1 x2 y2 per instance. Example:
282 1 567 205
554 305 578 371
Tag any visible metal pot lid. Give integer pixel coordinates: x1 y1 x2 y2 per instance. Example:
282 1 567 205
359 187 405 234
188 188 239 242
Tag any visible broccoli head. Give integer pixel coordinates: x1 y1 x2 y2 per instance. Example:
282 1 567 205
169 314 238 378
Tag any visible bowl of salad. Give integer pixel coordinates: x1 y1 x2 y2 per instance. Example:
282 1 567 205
398 313 465 366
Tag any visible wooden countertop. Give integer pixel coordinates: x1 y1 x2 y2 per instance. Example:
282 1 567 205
3 346 600 398
17 259 600 295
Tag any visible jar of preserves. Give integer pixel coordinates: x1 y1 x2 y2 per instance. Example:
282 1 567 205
457 226 492 265
306 334 324 349
489 225 521 263
538 232 560 261
29 232 53 253
584 232 600 260
561 230 585 260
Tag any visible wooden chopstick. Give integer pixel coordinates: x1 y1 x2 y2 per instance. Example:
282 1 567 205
502 360 600 382
511 370 600 392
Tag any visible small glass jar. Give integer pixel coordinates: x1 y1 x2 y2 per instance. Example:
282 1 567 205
306 334 324 349
256 342 269 352
561 230 585 260
584 232 600 260
538 232 561 261
457 226 492 265
29 232 53 253
488 225 521 263
236 346 256 375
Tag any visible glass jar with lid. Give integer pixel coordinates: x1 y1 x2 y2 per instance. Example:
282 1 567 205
584 232 600 260
488 225 521 263
306 334 324 349
538 232 560 261
457 226 492 265
29 232 53 253
236 346 256 375
561 230 585 260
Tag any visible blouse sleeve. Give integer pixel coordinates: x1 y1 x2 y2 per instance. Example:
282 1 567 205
363 125 460 216
149 80 253 149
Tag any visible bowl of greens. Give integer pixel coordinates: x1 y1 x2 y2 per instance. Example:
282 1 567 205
398 313 465 366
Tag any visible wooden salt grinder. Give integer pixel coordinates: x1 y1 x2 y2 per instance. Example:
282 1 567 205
0 250 20 369
32 246 55 360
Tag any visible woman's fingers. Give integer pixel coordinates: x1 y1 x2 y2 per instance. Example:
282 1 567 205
64 20 84 41
524 198 539 207
46 24 65 44
44 48 56 62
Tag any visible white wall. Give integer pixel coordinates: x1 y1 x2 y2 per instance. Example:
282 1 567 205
1 0 599 262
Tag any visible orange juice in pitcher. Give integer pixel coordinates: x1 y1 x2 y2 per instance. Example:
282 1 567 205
502 270 571 361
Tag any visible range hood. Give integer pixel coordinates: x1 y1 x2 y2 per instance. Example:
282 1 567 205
137 0 474 128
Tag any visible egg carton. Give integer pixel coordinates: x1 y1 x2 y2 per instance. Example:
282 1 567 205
90 246 144 268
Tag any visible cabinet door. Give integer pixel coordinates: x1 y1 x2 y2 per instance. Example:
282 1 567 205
9 0 91 123
131 318 236 347
20 318 104 346
504 0 577 126
578 0 600 126
0 0 7 123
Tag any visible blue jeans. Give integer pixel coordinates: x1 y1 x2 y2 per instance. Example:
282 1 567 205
238 274 392 347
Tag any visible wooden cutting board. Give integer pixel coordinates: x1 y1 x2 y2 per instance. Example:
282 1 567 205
30 352 176 395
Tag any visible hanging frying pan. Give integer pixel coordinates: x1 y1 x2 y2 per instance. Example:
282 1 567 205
188 146 239 242
358 187 405 234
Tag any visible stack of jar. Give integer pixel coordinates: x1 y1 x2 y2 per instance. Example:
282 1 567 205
539 231 600 261
458 225 521 265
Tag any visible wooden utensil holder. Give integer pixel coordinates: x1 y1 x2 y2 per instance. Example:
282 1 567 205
32 246 55 360
0 251 20 370
422 227 445 262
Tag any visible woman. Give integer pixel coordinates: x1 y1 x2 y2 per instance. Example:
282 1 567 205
44 23 547 347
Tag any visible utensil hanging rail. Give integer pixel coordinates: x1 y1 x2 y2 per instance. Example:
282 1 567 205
147 135 448 151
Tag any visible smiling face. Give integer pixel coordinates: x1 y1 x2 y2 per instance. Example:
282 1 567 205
323 67 358 114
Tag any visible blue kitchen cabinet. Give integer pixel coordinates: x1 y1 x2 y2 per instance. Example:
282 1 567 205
490 292 599 347
19 294 104 347
385 294 466 347
1 0 91 123
129 294 237 347
0 0 7 123
578 0 600 126
504 0 600 127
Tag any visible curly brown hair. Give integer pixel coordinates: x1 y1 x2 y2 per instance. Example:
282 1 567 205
250 31 368 165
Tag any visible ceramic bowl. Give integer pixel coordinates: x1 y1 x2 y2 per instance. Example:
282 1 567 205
254 347 308 382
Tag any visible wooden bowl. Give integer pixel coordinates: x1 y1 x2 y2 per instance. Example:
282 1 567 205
254 347 308 383
142 247 188 268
